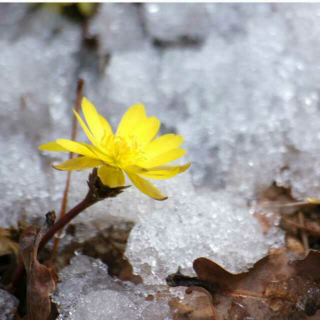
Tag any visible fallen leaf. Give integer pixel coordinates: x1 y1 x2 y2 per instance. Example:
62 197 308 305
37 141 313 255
295 250 320 281
167 247 320 319
20 211 58 320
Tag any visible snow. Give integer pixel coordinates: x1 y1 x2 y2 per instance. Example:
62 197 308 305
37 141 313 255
2 3 320 318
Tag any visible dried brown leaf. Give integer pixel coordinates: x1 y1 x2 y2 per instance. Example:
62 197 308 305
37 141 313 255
20 211 57 320
295 249 320 281
168 247 320 319
194 247 293 294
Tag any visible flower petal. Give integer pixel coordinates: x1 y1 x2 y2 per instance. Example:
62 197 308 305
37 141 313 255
139 163 191 179
56 139 99 159
134 117 160 146
98 165 125 188
125 171 167 200
82 97 105 142
38 141 69 152
143 134 184 160
53 156 101 171
116 103 147 137
143 148 186 168
175 163 191 173
99 114 113 137
73 109 103 150
73 109 114 158
83 144 113 164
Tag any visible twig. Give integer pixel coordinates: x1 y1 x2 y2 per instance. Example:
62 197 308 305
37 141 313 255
166 272 219 298
261 201 311 208
227 290 268 301
298 211 309 254
50 79 84 261
281 218 320 237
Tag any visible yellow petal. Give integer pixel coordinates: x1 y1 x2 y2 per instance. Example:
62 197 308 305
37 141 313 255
143 148 186 168
53 156 101 171
134 117 160 146
83 143 113 164
143 134 184 160
99 114 113 137
140 163 191 179
116 103 147 137
56 139 99 159
82 97 105 142
176 163 191 173
38 141 69 152
122 165 145 174
98 165 125 187
125 163 190 174
307 197 320 204
73 109 103 150
125 171 167 200
140 167 179 179
73 109 113 158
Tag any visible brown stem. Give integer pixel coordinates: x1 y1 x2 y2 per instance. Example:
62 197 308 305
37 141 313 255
40 192 93 251
261 201 311 208
10 192 94 291
281 218 320 236
51 79 84 260
10 168 129 292
298 211 309 254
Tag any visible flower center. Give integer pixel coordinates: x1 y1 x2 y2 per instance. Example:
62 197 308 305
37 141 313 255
101 135 145 168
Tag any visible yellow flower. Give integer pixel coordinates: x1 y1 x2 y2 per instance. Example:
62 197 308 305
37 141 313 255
39 98 190 200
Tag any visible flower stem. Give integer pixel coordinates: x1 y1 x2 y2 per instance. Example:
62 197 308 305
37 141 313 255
39 192 93 251
10 168 129 292
10 192 93 291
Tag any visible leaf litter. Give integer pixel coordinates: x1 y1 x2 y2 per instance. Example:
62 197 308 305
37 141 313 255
167 247 320 319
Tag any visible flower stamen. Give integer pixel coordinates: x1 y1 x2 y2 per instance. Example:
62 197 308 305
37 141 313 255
101 134 145 167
